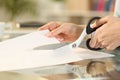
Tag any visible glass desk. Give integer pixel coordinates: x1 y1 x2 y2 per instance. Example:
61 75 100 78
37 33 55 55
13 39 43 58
11 49 120 80
0 29 120 80
10 44 120 80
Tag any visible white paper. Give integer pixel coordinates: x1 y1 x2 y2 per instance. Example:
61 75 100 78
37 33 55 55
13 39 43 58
0 48 113 71
0 30 60 51
0 30 114 71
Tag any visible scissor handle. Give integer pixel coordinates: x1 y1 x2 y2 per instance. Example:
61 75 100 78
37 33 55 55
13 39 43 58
86 16 102 50
86 17 101 34
86 38 101 50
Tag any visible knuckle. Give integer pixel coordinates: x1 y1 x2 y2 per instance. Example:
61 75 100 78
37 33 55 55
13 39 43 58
101 42 107 46
101 43 105 46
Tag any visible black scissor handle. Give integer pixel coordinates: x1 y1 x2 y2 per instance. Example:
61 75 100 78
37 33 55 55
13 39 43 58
86 17 101 34
86 38 101 50
86 17 102 50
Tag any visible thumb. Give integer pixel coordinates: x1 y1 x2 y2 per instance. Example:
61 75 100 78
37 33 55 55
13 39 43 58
91 16 109 28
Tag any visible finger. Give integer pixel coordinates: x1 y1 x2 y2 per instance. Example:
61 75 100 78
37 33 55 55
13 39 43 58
100 42 108 48
94 41 101 49
105 43 118 51
99 43 105 48
46 31 65 42
89 37 97 48
46 26 64 37
38 21 62 31
95 39 105 49
91 16 110 28
55 35 64 42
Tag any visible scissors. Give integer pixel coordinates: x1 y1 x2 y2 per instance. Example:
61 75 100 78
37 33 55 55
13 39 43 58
34 16 102 50
70 16 102 50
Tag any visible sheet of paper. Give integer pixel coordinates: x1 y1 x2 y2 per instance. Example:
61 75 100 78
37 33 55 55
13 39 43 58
0 30 60 51
0 47 113 71
0 30 114 71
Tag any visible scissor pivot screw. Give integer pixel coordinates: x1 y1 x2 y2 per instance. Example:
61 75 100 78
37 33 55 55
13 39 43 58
72 43 76 48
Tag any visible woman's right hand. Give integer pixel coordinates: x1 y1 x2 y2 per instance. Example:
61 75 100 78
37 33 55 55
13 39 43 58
38 21 84 42
90 16 120 51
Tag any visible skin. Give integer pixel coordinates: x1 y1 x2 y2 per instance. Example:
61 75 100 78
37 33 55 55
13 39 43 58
38 21 84 42
90 16 120 51
39 16 120 51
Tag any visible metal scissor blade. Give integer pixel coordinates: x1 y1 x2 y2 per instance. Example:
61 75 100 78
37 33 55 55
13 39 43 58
69 27 87 48
34 43 67 50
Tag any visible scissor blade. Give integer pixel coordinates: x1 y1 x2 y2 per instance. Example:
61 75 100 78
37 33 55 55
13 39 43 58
69 27 87 48
34 43 67 50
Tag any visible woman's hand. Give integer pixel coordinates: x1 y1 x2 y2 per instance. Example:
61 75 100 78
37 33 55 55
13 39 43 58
38 21 84 42
90 16 120 51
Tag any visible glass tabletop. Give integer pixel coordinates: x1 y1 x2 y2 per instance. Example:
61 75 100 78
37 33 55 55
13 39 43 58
13 55 119 80
36 42 120 80
9 43 119 80
38 49 120 80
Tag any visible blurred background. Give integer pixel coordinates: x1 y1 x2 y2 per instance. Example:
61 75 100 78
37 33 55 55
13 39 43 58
0 1 119 80
0 0 116 40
